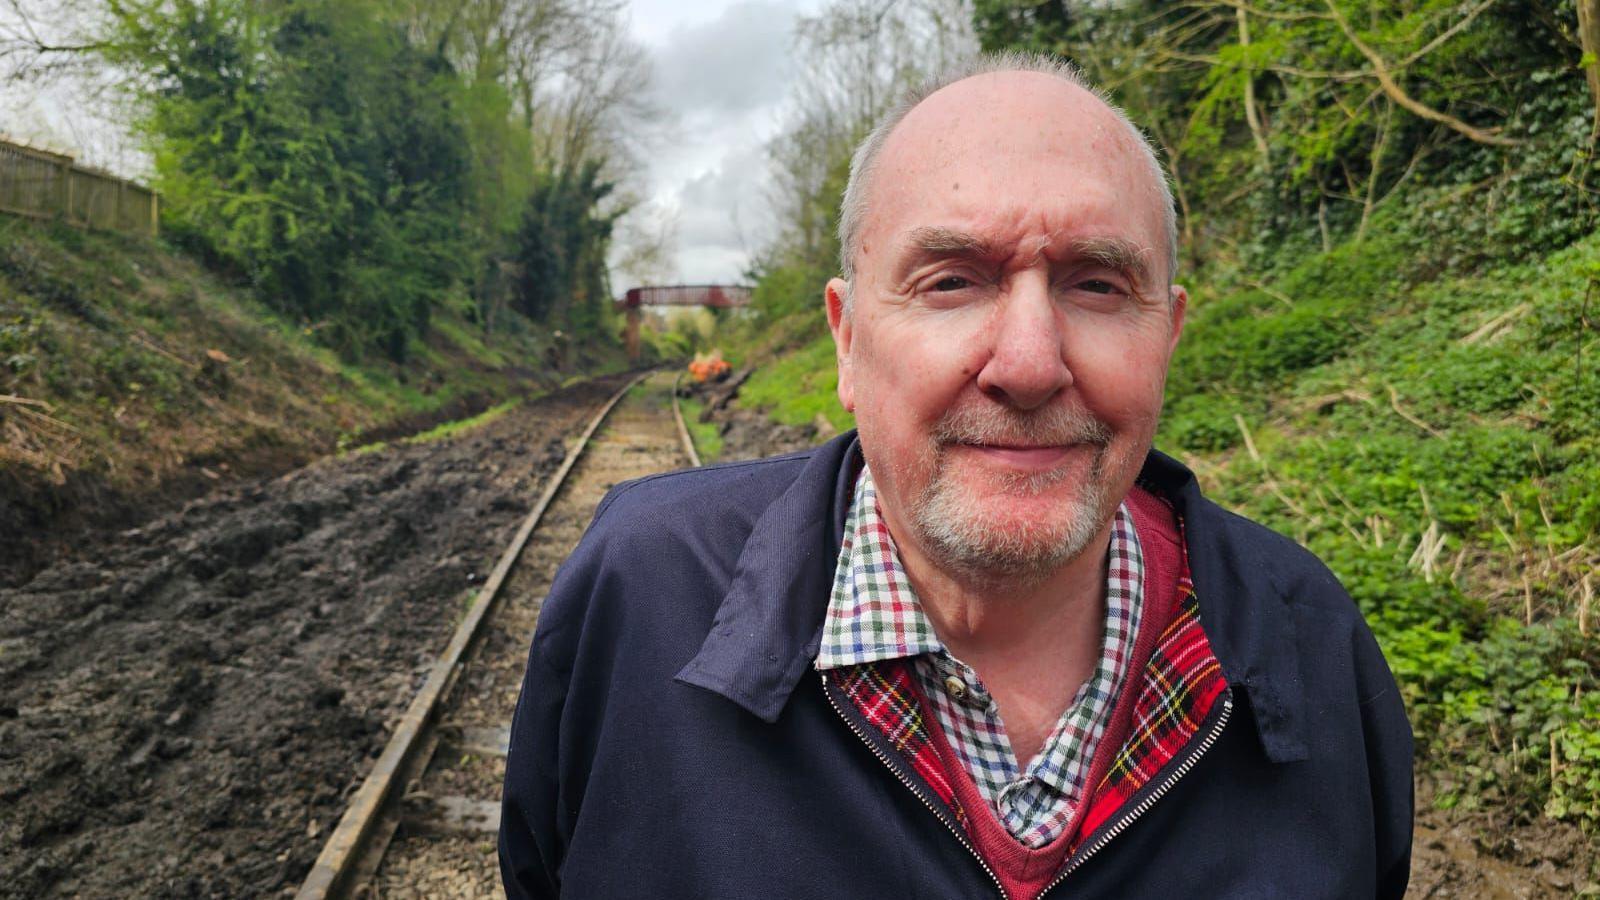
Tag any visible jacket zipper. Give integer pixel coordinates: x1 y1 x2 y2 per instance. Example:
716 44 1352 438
819 671 1010 899
1038 691 1234 898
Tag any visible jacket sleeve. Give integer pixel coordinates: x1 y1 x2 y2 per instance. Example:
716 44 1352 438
499 646 567 899
498 495 620 899
1355 622 1415 900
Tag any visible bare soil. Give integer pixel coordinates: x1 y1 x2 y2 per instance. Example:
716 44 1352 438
371 375 694 898
1408 787 1597 898
0 375 629 899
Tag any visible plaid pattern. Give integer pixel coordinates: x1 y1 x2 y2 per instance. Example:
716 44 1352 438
1070 579 1227 852
816 466 1143 848
815 469 943 668
827 661 969 832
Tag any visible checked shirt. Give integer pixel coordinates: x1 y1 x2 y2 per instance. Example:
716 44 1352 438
814 465 1144 848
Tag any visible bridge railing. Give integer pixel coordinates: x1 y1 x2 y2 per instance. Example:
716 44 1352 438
622 285 752 309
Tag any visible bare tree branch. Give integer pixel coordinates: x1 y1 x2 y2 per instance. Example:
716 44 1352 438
1399 0 1501 69
1323 0 1520 147
1235 4 1269 163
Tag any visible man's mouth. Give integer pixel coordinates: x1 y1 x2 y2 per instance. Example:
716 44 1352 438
946 440 1082 472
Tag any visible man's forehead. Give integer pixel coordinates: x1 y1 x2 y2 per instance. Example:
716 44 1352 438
874 182 1150 254
896 222 1157 283
876 72 1132 175
864 75 1154 234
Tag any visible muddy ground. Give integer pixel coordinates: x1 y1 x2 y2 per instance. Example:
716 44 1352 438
0 376 628 899
372 376 695 898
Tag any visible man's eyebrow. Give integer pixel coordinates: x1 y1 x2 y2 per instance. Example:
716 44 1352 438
1071 236 1153 284
905 225 997 258
905 229 1153 280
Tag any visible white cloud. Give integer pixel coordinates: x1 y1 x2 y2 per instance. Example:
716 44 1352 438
669 140 778 283
646 1 797 117
616 0 819 287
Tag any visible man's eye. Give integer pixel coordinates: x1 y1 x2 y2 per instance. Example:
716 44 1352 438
1077 279 1118 294
931 276 973 292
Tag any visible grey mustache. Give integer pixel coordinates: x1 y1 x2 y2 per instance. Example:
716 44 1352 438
932 404 1111 447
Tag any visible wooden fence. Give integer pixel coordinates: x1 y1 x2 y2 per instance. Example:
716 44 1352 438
0 137 158 237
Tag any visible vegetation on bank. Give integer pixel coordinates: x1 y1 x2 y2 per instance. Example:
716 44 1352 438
400 398 524 447
1 0 660 542
9 0 653 366
709 0 1600 846
1170 223 1600 831
0 215 587 497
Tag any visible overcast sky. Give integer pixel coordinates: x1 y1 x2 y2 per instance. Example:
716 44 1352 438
626 0 821 286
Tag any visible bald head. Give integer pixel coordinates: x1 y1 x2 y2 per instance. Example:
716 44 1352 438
837 53 1178 308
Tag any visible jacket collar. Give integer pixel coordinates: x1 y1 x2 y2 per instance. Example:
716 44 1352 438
675 433 1308 764
1136 452 1310 763
674 431 860 723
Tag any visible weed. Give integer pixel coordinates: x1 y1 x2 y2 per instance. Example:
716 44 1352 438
677 396 724 463
404 400 522 445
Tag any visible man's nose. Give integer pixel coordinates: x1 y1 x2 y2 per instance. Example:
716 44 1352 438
973 273 1072 410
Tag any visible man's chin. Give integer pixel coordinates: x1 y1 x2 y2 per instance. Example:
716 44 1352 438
911 481 1108 581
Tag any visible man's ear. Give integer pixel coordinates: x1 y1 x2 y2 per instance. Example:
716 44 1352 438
825 277 855 412
1166 284 1188 358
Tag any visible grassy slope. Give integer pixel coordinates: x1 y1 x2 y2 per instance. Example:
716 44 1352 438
1167 231 1599 830
739 334 855 434
0 216 612 534
731 228 1600 836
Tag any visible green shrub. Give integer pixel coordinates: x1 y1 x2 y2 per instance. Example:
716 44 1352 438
738 335 853 432
1160 391 1247 453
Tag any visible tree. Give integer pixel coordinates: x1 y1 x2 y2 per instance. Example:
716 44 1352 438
971 0 1593 271
752 0 974 333
1580 0 1600 135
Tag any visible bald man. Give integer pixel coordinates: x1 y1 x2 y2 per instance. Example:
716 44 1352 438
501 53 1413 900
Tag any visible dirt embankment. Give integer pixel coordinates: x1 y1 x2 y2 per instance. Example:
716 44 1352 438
678 374 829 462
0 217 581 588
0 376 626 898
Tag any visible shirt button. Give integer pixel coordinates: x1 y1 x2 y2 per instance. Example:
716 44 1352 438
943 675 968 700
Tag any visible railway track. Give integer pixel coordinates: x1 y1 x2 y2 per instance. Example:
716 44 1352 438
296 371 699 899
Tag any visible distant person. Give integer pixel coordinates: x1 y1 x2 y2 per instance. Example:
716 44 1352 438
500 52 1413 899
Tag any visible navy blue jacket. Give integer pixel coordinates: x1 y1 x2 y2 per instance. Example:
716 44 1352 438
500 433 1413 898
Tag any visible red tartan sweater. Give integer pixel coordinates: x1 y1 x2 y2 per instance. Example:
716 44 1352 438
889 484 1192 900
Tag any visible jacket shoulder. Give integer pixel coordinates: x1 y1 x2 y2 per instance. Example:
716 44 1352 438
1195 496 1354 614
1144 450 1355 617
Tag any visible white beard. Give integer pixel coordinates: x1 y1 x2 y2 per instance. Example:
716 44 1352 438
908 402 1117 582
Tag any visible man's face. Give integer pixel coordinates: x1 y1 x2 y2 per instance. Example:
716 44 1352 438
827 72 1186 581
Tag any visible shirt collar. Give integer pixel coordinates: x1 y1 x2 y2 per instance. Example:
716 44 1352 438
814 464 1143 675
674 435 1308 765
815 466 945 669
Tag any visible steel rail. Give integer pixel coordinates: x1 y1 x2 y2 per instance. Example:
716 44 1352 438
670 370 702 467
295 371 651 900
